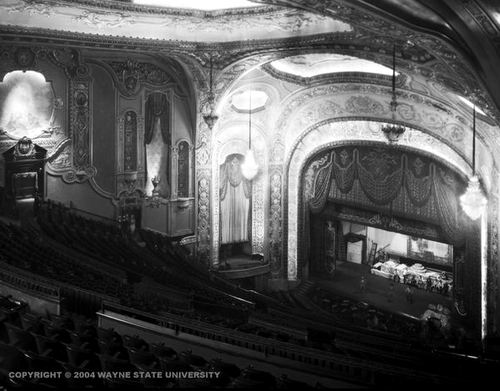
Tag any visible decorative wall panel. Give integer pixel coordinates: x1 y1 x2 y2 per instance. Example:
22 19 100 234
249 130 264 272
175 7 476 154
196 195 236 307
487 176 500 333
196 89 212 265
65 76 97 183
269 165 283 277
177 140 190 198
123 111 137 172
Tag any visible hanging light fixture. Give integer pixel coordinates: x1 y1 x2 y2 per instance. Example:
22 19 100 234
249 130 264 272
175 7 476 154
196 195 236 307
381 45 406 143
241 91 259 181
460 105 487 220
203 55 219 129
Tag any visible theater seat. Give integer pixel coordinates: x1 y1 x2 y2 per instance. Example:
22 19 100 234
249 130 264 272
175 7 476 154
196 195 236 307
32 332 68 361
123 334 149 350
0 342 29 378
151 342 177 360
97 353 135 372
127 347 158 369
5 321 37 351
65 343 100 370
179 350 207 368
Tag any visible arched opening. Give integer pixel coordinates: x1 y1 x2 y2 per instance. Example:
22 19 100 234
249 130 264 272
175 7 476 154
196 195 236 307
300 143 481 335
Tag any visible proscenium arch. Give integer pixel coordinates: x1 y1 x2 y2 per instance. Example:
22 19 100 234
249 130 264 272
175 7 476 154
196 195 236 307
284 119 479 281
273 83 496 185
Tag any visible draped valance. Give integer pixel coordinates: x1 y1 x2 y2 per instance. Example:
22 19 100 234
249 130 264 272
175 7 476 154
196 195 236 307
220 154 251 201
305 147 466 245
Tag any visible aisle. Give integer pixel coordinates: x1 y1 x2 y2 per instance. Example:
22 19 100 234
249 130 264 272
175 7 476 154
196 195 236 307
315 261 453 319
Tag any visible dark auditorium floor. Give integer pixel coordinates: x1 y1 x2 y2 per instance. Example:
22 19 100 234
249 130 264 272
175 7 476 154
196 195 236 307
315 261 453 320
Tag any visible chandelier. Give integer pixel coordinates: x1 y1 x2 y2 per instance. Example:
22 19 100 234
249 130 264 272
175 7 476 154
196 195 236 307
203 56 219 129
460 106 487 220
381 45 406 143
241 91 259 181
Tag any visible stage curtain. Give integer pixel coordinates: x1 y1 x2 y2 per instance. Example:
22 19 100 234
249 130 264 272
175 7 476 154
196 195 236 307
432 166 464 246
220 155 250 244
404 168 432 206
306 147 466 246
309 153 334 213
332 158 356 193
357 156 404 205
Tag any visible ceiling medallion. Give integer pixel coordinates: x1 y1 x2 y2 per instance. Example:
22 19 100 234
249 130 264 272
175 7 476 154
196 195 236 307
381 45 406 143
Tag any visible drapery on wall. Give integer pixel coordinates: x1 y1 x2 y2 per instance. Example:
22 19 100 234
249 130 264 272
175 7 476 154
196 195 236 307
220 154 251 244
144 93 170 145
305 147 467 246
144 93 170 196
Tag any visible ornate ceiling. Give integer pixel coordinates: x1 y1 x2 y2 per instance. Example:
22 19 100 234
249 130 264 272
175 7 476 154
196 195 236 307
1 0 500 169
132 0 262 10
0 0 351 42
270 54 394 77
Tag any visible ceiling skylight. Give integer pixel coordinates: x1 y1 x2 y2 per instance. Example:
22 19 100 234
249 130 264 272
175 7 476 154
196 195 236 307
271 53 395 77
231 90 269 112
133 0 262 11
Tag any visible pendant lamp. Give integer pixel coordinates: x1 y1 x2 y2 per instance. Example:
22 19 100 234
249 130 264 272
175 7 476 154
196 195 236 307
381 45 406 143
241 91 259 181
460 106 487 220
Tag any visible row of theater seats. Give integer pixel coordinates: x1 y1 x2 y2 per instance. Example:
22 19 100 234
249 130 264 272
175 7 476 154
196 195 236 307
0 220 132 299
30 202 458 360
0 215 305 351
38 202 254 314
25 201 496 379
31 203 319 349
308 287 480 355
0 295 313 389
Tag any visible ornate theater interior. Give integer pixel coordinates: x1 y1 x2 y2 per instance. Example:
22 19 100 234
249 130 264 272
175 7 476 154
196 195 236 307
1 0 500 388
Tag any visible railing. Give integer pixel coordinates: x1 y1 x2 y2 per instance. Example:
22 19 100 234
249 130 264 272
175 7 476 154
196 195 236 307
248 313 308 340
61 286 119 317
99 302 455 386
217 263 271 279
0 260 119 317
0 266 60 301
63 202 118 226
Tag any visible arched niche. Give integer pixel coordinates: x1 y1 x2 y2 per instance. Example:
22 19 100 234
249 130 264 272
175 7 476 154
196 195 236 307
211 124 268 268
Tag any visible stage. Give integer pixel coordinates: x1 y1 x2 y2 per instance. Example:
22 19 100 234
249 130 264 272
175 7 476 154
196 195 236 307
314 261 453 320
